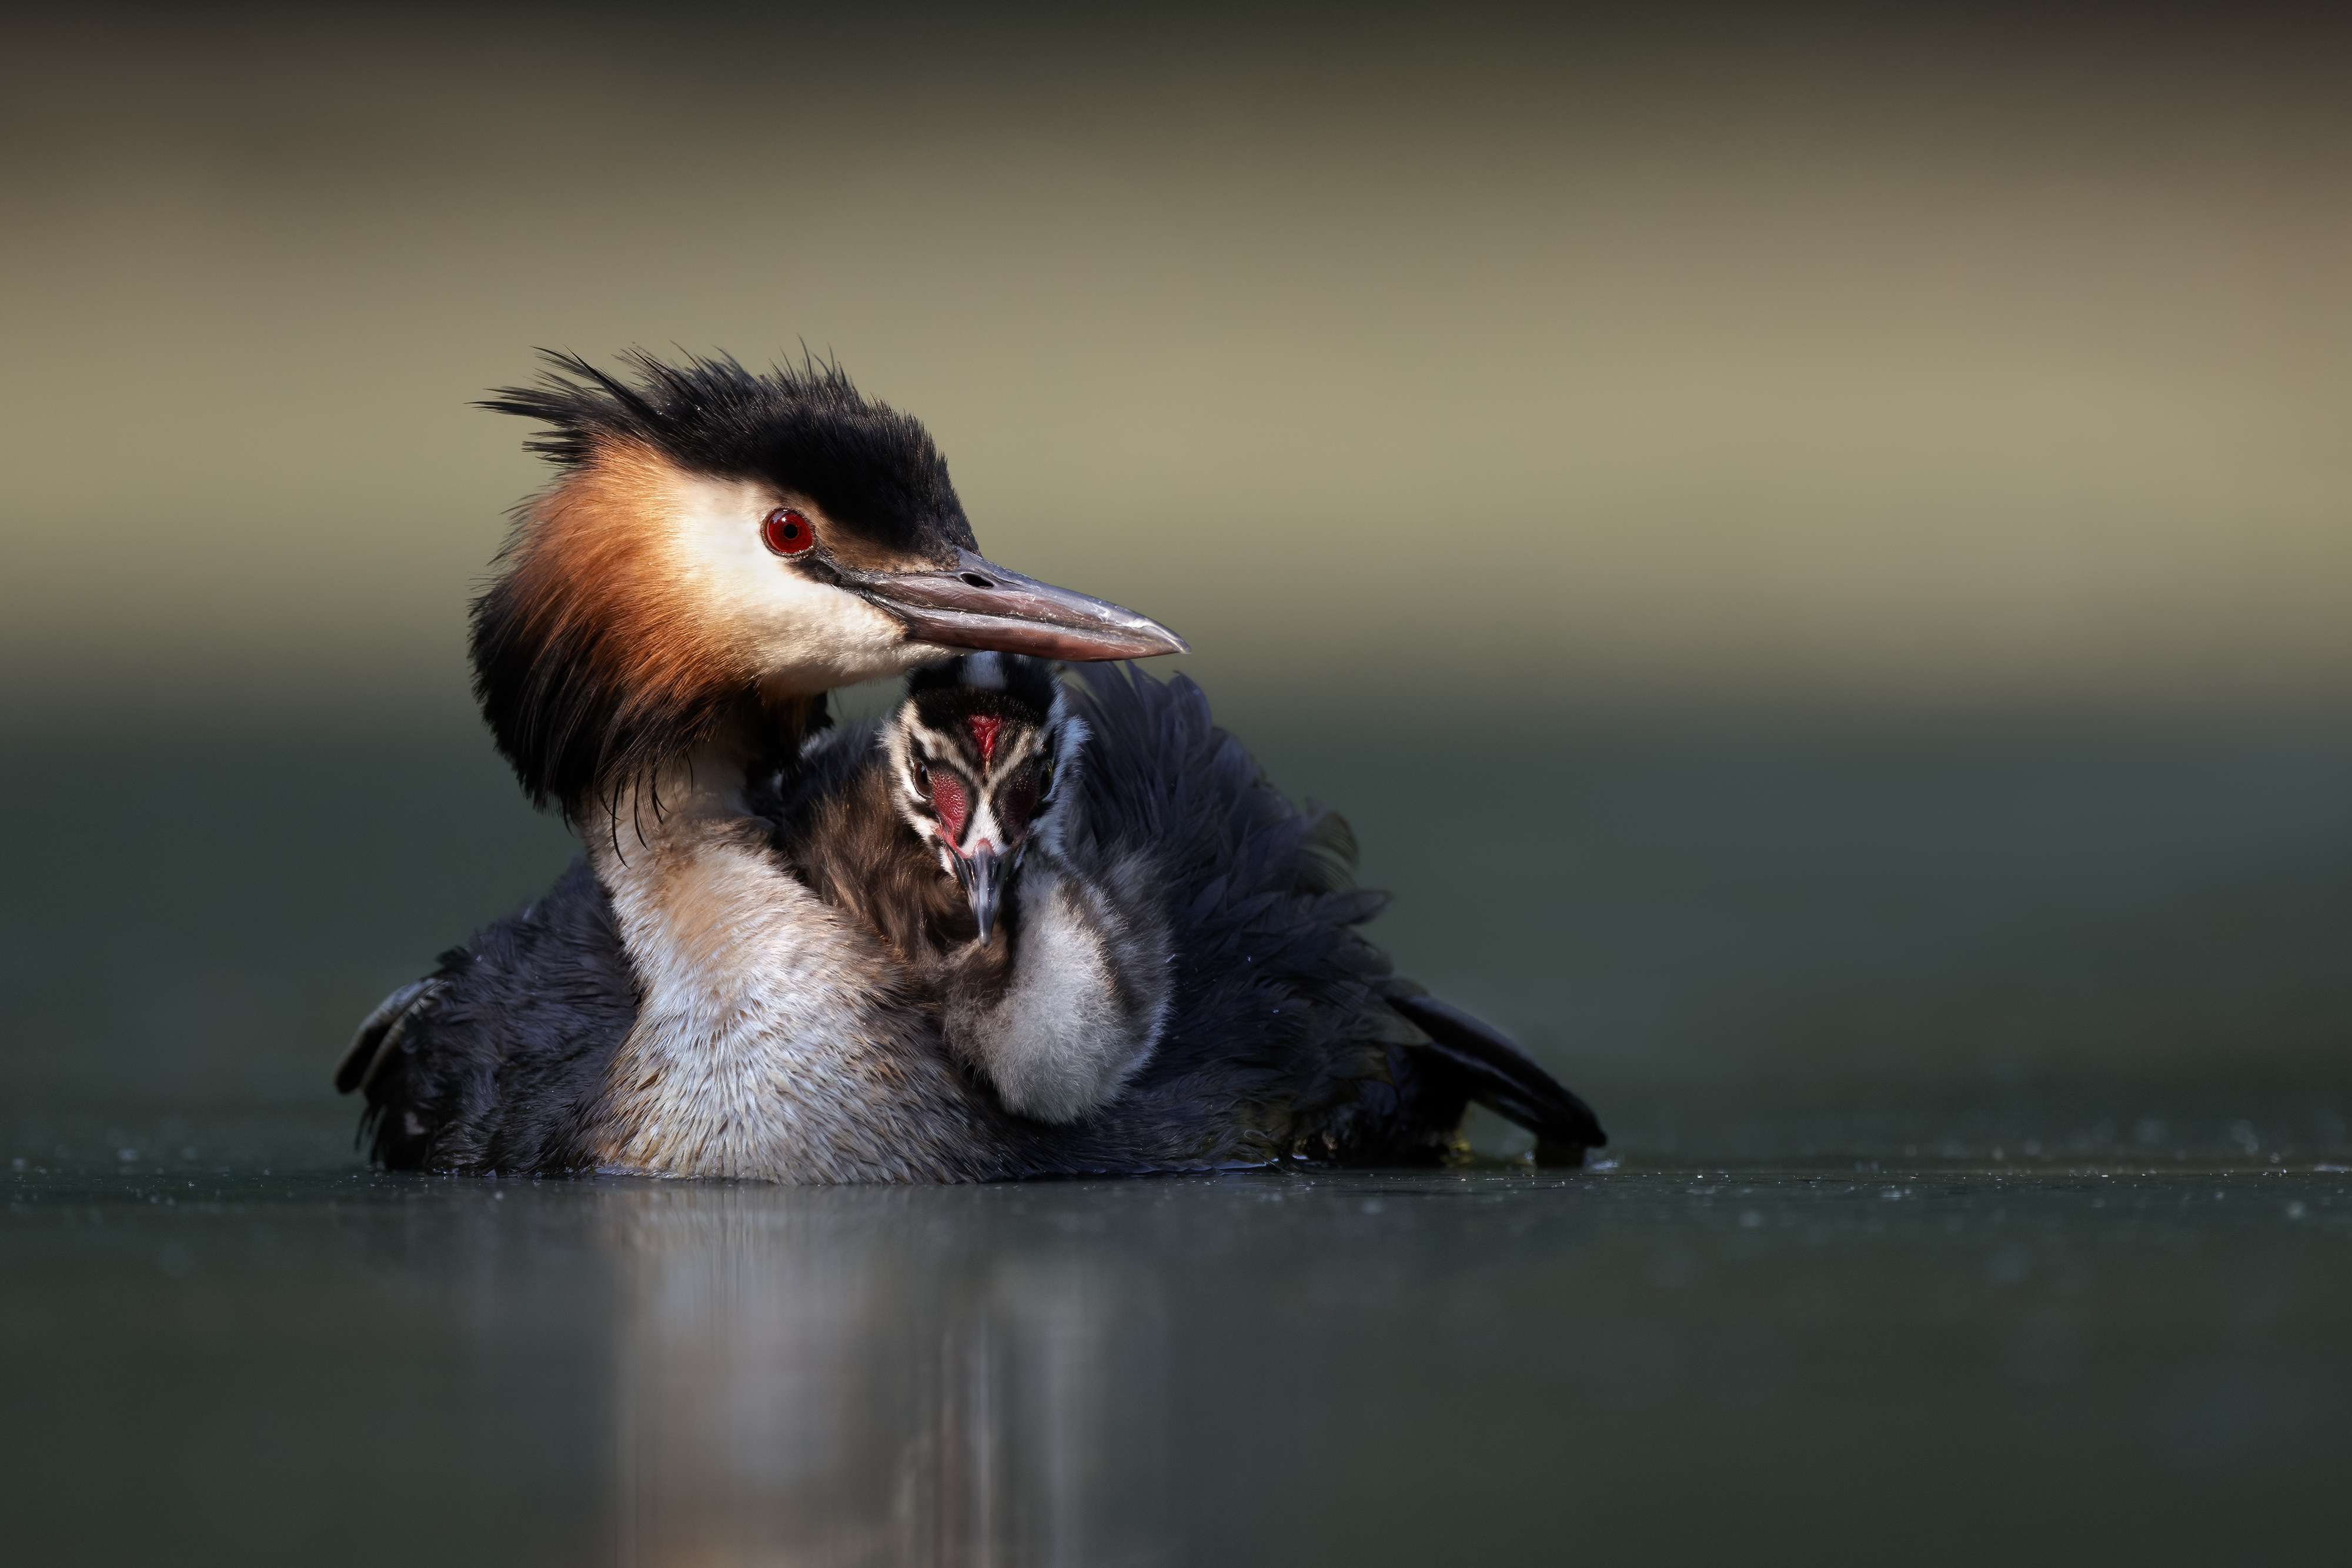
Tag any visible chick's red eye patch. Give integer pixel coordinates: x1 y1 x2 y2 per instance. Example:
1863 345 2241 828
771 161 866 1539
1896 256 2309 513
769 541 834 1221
930 771 970 842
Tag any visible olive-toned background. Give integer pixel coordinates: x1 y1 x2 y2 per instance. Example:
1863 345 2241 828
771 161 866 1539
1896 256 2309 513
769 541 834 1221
3 3 2346 1135
6 3 2348 726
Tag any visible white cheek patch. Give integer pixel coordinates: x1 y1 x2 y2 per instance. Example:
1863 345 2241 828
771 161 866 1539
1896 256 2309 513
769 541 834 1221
662 472 928 694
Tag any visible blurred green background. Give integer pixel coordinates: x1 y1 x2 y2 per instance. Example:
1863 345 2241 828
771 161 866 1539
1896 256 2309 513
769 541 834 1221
3 1 2347 1156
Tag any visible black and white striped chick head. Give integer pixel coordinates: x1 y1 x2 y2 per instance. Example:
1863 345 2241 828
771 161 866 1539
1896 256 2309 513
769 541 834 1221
884 653 1084 944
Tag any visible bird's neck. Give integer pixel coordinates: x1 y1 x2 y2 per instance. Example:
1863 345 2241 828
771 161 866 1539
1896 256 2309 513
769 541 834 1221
571 691 826 1044
577 693 970 1179
570 692 826 840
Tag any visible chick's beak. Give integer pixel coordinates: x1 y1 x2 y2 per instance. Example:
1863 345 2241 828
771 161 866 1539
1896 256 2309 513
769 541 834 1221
950 840 1008 944
848 548 1187 661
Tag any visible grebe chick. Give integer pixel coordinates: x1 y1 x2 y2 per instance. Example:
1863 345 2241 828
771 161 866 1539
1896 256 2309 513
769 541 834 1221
780 653 1169 1122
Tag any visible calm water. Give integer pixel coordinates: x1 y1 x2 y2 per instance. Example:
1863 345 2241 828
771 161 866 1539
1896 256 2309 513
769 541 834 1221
8 1160 2350 1564
5 717 2350 1563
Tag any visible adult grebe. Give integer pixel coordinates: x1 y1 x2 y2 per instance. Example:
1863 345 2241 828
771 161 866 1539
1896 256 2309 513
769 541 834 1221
339 352 1601 1177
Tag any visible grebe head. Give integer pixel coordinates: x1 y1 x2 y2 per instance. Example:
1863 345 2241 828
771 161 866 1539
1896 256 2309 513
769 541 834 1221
469 350 1181 811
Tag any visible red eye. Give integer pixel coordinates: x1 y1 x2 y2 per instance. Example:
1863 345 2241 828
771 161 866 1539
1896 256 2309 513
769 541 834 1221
930 771 969 842
762 508 816 556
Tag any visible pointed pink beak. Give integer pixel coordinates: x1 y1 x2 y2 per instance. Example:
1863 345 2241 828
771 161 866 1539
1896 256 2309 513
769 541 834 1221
848 549 1187 661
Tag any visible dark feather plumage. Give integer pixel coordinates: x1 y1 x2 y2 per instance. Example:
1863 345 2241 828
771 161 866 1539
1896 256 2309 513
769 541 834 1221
343 662 1605 1176
480 350 970 541
338 857 639 1172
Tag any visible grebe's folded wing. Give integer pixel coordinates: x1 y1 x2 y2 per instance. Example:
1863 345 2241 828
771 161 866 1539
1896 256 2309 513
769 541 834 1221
335 856 638 1172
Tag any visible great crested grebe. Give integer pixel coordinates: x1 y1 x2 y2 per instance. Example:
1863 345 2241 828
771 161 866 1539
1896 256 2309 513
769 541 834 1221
338 352 1603 1178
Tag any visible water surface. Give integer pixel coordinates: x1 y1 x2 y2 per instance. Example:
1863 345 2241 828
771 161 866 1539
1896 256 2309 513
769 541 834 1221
5 719 2348 1563
8 1156 2349 1565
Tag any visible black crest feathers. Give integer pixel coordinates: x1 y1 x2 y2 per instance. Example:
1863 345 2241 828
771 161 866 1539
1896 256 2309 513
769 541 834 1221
477 349 974 553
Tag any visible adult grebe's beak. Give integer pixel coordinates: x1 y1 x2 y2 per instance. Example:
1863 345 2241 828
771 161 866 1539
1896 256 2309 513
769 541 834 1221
847 549 1188 661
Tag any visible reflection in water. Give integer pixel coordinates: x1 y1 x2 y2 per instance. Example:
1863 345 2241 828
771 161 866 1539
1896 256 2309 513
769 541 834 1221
595 1185 1171 1567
